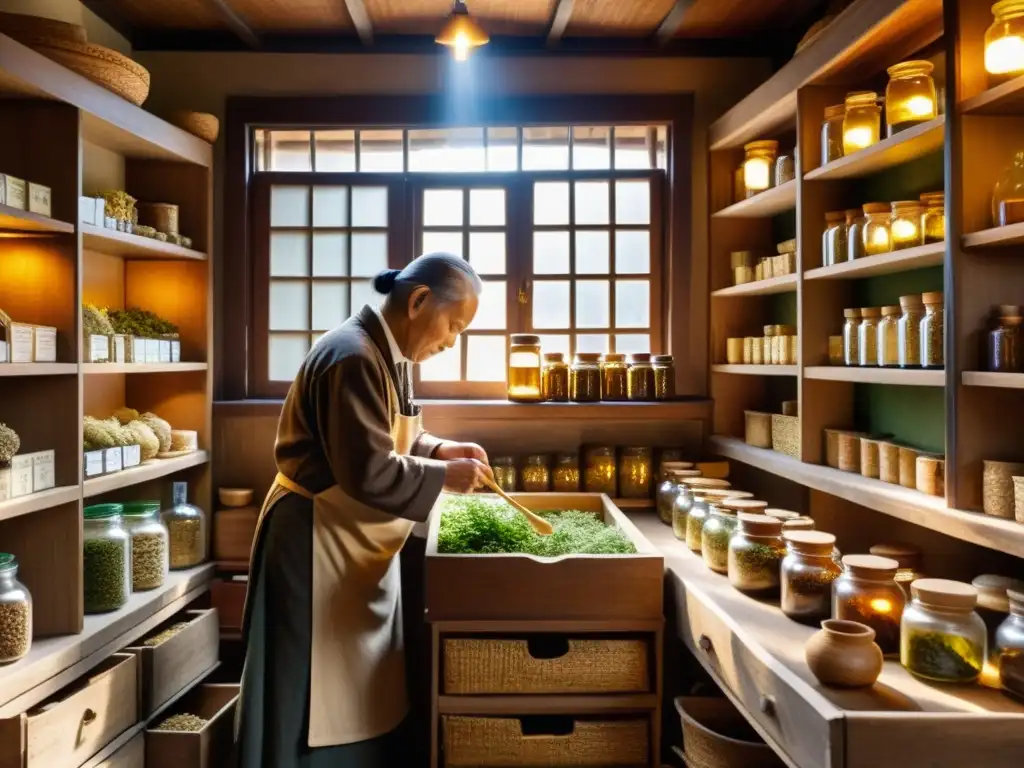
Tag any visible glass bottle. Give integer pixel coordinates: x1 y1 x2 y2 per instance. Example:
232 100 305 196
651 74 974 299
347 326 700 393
659 459 694 482
858 307 881 367
847 208 867 261
583 446 616 496
891 201 924 250
619 447 653 499
701 506 739 574
833 554 906 655
842 91 881 155
781 531 842 625
162 481 208 570
679 480 732 549
627 353 655 401
83 503 132 614
839 209 860 263
878 305 901 367
862 203 892 255
920 191 945 243
656 469 700 525
507 334 542 403
653 355 675 400
570 353 602 402
901 579 986 683
996 588 1024 699
541 352 569 402
742 140 779 197
898 294 925 367
492 456 517 493
992 150 1024 227
822 210 847 267
775 154 795 185
843 308 862 366
821 103 845 166
123 500 169 592
989 312 1023 372
521 455 551 492
870 542 925 596
600 353 628 401
920 291 945 368
0 553 32 663
552 453 580 493
728 513 785 597
885 60 938 135
985 1 1024 82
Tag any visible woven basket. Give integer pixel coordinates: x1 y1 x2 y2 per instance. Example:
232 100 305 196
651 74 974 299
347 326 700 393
898 446 920 489
823 429 863 469
744 411 772 449
0 12 86 45
1014 476 1024 523
879 441 901 484
983 460 1024 519
443 638 648 695
837 432 863 473
772 414 799 459
442 716 648 767
916 454 945 497
137 202 179 235
31 38 149 105
675 698 781 768
859 437 889 480
169 110 220 143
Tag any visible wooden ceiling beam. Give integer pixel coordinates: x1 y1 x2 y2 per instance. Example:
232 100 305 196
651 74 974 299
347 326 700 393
546 0 574 47
344 0 374 46
655 0 697 45
208 0 261 49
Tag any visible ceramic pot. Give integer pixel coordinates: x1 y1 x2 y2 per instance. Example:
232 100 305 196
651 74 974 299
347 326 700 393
805 619 883 688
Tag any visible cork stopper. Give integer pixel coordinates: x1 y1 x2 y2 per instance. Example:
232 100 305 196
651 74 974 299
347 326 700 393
667 469 702 479
682 477 731 489
720 498 769 513
543 352 565 362
661 461 695 471
629 353 652 364
825 210 846 224
824 103 845 119
844 308 862 319
881 305 902 317
784 530 836 555
845 208 862 221
899 294 924 308
860 307 882 318
575 352 601 363
602 353 626 363
842 554 899 579
921 291 944 305
891 200 924 211
783 516 816 531
869 542 922 570
737 513 783 537
862 202 889 214
764 509 799 520
911 578 978 610
745 139 779 151
693 488 743 502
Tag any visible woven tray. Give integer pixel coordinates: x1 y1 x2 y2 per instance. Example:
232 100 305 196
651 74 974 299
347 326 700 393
169 110 220 143
675 697 782 768
444 637 649 695
771 414 799 459
32 38 150 105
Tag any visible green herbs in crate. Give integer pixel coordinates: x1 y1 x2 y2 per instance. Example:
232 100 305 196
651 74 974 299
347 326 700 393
437 495 636 556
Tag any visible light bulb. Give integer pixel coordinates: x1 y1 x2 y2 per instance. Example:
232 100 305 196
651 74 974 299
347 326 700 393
453 33 470 61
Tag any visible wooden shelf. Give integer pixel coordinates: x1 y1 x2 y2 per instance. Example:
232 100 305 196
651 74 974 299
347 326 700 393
612 497 655 509
962 222 1024 249
83 363 208 374
0 485 80 523
710 436 1024 558
804 366 946 386
0 563 214 716
416 399 713 422
803 242 945 280
712 181 797 219
712 274 797 297
0 204 74 234
804 117 945 180
0 363 77 377
438 693 659 715
84 451 209 498
960 74 1024 115
712 364 798 376
962 371 1024 389
82 224 207 261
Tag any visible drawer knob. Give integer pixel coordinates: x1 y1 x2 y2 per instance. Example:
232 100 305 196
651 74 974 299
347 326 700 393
82 709 97 726
698 634 713 653
759 695 777 717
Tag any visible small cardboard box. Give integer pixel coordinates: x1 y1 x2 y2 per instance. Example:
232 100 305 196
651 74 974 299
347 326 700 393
130 337 145 363
145 338 160 364
0 174 26 210
33 325 57 362
122 444 141 468
103 447 123 474
8 324 33 363
28 450 54 492
84 450 104 479
80 195 98 225
28 183 51 217
0 467 9 502
112 334 128 363
10 454 33 498
170 339 181 363
86 334 111 363
158 339 171 364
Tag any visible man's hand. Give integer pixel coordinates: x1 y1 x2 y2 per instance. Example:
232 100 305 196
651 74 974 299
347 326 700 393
436 441 489 465
443 458 494 494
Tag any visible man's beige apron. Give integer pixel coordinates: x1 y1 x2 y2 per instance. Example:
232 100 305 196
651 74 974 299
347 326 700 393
250 372 422 748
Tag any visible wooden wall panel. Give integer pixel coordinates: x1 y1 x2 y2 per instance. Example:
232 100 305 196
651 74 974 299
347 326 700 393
365 0 553 36
107 0 226 29
231 0 353 31
675 0 824 38
566 0 675 37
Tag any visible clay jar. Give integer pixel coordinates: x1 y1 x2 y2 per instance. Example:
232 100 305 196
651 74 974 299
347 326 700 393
805 619 884 688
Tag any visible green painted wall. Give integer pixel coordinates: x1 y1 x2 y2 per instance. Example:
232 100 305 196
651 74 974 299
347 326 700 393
853 385 945 454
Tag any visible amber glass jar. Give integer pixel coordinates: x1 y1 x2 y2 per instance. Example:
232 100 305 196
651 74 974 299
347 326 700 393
920 191 945 244
491 456 516 493
891 201 924 250
885 60 937 134
862 202 892 255
847 208 867 261
541 352 569 402
986 1 1024 82
842 91 881 154
781 531 842 625
728 514 786 597
508 334 542 403
600 353 628 401
858 307 881 367
843 308 862 366
653 355 675 400
821 103 845 166
878 305 901 367
833 554 906 655
920 291 945 369
743 140 778 197
570 353 602 402
552 453 580 492
627 353 655 401
583 446 616 496
521 455 551 492
989 312 1023 372
822 210 847 267
898 295 925 367
619 447 653 499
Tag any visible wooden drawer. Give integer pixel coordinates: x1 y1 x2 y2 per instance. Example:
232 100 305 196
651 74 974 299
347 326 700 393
442 715 649 767
95 732 144 768
0 653 139 768
126 608 220 717
444 637 650 695
209 579 246 634
146 684 239 768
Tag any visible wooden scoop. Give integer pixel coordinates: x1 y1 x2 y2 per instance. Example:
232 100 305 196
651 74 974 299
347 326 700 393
480 475 554 536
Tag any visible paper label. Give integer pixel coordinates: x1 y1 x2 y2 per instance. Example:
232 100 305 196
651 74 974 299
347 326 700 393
0 468 9 501
89 335 110 363
10 456 32 498
28 183 51 217
33 327 56 362
122 444 141 467
10 325 33 363
170 340 181 363
145 339 160 364
158 340 171 363
84 451 104 478
4 176 26 210
104 447 122 473
112 335 126 363
131 337 145 363
31 451 54 491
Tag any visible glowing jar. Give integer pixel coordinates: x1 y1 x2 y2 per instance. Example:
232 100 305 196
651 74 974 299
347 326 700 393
492 456 516 493
619 447 653 499
842 92 881 155
985 1 1024 82
552 453 580 493
541 352 569 402
742 140 779 198
521 455 551 493
891 201 924 250
861 203 892 255
507 334 542 402
583 446 617 496
833 554 907 656
920 191 945 243
885 61 937 134
821 103 845 166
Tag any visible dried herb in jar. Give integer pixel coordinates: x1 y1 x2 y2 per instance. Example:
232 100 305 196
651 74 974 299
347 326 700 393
83 538 129 613
782 571 836 624
131 532 167 591
904 630 983 682
0 602 30 662
168 519 204 569
732 543 782 587
837 596 902 655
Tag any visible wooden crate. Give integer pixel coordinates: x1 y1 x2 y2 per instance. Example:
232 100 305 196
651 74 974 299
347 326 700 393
425 493 663 622
145 684 239 768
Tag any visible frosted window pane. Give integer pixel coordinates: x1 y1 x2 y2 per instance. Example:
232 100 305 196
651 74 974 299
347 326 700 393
420 343 461 381
314 130 356 172
424 189 463 227
470 189 505 226
271 186 309 227
538 335 570 359
534 182 569 226
312 282 350 331
614 126 652 170
615 230 650 274
469 232 505 274
575 334 609 354
616 334 650 354
270 131 311 172
572 126 611 170
575 280 610 329
350 279 378 311
359 130 403 172
351 233 388 276
270 281 309 330
523 126 569 170
270 232 309 276
575 231 610 274
656 126 668 171
616 280 650 328
312 233 348 277
422 231 464 259
409 128 485 172
532 281 570 329
533 231 569 274
616 180 651 225
575 181 609 225
269 335 309 381
487 127 518 171
312 186 348 227
473 281 506 330
467 335 506 382
352 187 388 227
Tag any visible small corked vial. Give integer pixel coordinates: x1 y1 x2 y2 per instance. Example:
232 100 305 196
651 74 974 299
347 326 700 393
877 305 902 367
920 291 945 368
858 307 882 366
843 308 862 365
898 294 925 367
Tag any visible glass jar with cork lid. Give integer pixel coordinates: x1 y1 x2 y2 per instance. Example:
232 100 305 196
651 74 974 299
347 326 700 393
858 307 881 367
678 478 732 549
705 498 767 574
508 334 542 402
996 589 1024 699
619 447 653 499
570 353 602 402
847 208 867 261
600 353 628 401
862 202 893 255
821 103 845 166
920 291 945 368
920 191 945 243
552 453 580 492
822 210 847 267
657 468 701 525
728 513 786 597
781 531 842 625
842 91 881 155
885 60 938 134
833 554 906 655
0 553 32 664
521 455 551 492
83 503 132 613
898 294 925 367
843 308 862 366
541 352 569 402
989 305 1023 372
901 579 986 683
891 201 925 250
653 355 675 400
878 305 902 367
583 446 616 496
492 456 516 492
742 140 779 197
627 353 655 401
162 481 208 570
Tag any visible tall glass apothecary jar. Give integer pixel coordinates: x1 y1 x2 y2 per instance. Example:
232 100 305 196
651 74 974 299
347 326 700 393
521 455 551 492
996 589 1024 698
508 334 542 402
833 554 906 655
920 291 945 369
843 308 862 366
985 1 1024 82
898 294 925 367
701 506 739 574
858 307 881 367
570 353 602 403
742 140 779 197
901 579 986 683
989 309 1023 372
885 60 938 134
84 503 132 614
492 456 517 492
162 481 208 570
891 201 924 250
0 553 32 663
552 453 580 493
844 208 862 263
862 202 892 255
541 352 569 402
627 353 655 401
878 305 902 367
920 191 946 243
821 103 845 166
600 353 628 401
822 210 847 267
842 91 881 155
680 479 732 549
123 500 169 592
728 513 785 598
